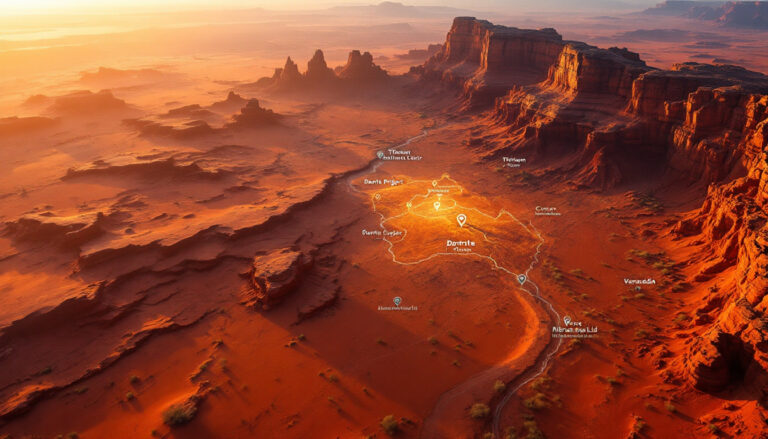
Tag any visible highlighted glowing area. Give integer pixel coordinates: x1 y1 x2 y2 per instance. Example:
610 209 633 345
365 175 540 270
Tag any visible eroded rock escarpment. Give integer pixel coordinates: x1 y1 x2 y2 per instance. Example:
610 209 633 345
256 48 389 91
419 14 768 407
672 148 767 393
418 17 768 191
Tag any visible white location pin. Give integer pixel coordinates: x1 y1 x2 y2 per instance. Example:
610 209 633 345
374 193 381 200
433 201 440 211
456 214 467 227
432 180 437 187
517 274 527 285
406 202 412 208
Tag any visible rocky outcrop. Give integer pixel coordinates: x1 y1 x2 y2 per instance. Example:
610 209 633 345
279 56 302 85
628 63 768 182
256 49 389 91
62 158 227 180
160 104 214 120
3 212 106 250
124 119 216 139
48 90 132 116
336 50 388 82
245 249 312 309
305 49 337 84
226 99 282 129
673 181 767 391
209 91 247 112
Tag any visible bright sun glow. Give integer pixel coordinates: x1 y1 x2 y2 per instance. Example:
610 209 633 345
0 0 326 14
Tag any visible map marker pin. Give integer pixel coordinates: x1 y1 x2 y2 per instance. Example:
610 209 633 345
433 201 440 211
517 274 527 285
456 213 467 227
432 180 437 187
377 151 384 159
393 296 402 307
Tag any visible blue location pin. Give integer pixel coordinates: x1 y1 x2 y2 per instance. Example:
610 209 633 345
377 151 384 159
393 296 402 307
517 274 527 285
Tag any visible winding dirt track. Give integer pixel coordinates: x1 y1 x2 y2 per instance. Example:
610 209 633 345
343 126 562 438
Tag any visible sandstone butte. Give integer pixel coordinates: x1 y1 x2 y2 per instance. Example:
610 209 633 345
256 48 390 90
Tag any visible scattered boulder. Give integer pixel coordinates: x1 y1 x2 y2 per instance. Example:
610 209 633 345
245 248 312 309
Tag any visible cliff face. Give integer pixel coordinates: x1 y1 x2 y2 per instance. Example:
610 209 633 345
422 17 768 191
672 160 767 392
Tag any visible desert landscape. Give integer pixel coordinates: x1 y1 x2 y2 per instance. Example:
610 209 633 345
0 1 767 438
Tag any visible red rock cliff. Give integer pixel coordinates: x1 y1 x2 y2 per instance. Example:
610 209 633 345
421 20 768 397
421 18 768 192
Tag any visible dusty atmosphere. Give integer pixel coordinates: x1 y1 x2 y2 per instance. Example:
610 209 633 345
0 1 767 438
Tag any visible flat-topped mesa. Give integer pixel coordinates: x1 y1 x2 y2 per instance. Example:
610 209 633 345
544 44 648 98
627 63 768 182
421 17 649 106
629 62 768 117
436 17 563 73
256 49 389 91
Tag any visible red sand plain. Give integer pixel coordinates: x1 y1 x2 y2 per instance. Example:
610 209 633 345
1 5 767 439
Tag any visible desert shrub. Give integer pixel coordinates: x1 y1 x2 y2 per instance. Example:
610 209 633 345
494 380 506 394
380 415 399 435
162 401 197 426
530 376 551 392
470 402 490 419
523 393 549 410
522 420 544 439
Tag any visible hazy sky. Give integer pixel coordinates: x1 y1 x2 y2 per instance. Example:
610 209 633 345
1 0 660 14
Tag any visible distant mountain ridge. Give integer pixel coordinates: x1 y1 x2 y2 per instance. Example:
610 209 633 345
644 1 768 28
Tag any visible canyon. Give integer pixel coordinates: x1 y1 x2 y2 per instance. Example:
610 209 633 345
0 10 766 439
